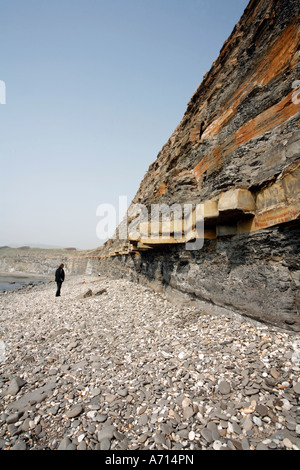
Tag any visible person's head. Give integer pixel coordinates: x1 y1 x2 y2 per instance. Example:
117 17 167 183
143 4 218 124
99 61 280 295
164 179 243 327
60 264 64 268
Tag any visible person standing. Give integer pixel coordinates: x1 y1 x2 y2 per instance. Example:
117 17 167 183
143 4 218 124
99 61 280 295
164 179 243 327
55 264 65 297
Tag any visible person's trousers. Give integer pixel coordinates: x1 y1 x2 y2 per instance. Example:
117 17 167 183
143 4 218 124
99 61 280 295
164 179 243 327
56 281 62 297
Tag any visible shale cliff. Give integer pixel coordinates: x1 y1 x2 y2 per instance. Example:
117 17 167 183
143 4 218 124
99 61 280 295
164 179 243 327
91 0 300 331
0 248 84 276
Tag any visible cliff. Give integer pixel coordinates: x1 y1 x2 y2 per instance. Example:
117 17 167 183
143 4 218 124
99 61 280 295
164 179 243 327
94 0 300 330
0 248 90 277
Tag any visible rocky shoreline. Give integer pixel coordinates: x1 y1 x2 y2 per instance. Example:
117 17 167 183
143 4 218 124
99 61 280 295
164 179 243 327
0 272 50 293
0 275 299 450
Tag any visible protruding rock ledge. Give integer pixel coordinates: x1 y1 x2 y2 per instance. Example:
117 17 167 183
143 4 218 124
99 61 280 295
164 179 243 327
99 161 300 257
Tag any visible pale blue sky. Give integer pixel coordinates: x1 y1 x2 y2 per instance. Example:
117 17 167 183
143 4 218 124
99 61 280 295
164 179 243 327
0 0 249 249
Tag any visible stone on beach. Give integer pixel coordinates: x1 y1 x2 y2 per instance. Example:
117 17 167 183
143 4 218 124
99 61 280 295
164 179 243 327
0 275 299 451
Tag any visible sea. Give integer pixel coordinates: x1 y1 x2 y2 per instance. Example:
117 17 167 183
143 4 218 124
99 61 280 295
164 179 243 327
0 273 48 292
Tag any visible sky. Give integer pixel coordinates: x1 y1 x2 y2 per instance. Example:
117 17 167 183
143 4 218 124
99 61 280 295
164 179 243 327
0 0 249 250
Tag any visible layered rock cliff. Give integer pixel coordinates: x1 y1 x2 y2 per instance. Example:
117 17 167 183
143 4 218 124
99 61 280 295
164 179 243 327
0 248 79 276
92 0 300 331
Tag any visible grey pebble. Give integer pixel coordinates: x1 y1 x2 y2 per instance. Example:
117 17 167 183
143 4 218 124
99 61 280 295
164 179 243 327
256 442 269 450
8 424 20 437
255 403 269 416
100 438 111 450
6 412 23 425
4 377 26 397
77 440 87 450
231 421 242 435
66 443 77 450
96 414 108 423
183 406 194 420
138 414 148 426
201 428 213 443
66 405 83 419
218 381 231 395
243 416 253 432
11 440 27 450
293 382 300 394
154 433 165 445
241 437 250 450
58 437 72 450
98 425 116 442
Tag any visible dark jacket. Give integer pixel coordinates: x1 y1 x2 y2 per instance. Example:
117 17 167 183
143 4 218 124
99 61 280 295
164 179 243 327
55 267 65 283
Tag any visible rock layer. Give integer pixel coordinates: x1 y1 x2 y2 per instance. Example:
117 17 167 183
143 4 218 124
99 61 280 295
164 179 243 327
129 0 300 210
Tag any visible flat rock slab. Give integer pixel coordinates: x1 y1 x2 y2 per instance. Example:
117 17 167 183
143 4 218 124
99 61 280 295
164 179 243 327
66 405 83 419
11 382 56 411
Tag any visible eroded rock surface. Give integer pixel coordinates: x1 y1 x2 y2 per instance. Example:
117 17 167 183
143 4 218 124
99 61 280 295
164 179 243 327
95 0 300 330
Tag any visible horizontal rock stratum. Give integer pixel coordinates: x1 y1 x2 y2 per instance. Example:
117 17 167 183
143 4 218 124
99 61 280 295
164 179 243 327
90 0 300 330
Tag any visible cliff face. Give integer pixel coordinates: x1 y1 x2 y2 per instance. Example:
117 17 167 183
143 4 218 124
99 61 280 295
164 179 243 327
95 0 300 331
133 0 300 210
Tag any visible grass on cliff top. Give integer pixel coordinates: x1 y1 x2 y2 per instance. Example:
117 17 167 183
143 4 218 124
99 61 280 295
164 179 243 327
0 247 79 257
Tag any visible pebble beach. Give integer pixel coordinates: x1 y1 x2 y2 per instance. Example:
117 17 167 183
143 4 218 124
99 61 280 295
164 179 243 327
0 275 299 451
